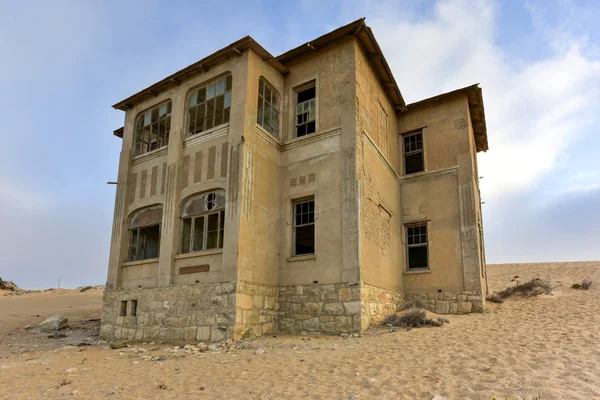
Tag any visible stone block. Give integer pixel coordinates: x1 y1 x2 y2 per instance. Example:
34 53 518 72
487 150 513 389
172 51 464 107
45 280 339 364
238 294 253 310
262 323 273 334
338 288 352 301
247 309 260 324
196 326 211 341
184 327 197 341
471 301 484 313
303 302 323 315
303 317 320 331
265 296 275 309
322 302 344 315
291 303 302 313
449 302 458 314
170 328 184 341
457 295 469 302
253 295 264 308
435 301 450 314
468 295 483 302
216 312 233 324
458 302 472 314
211 326 228 342
344 301 361 314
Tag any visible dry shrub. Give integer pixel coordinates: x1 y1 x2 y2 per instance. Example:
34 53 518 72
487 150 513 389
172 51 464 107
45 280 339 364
383 307 442 329
582 280 592 290
0 278 18 291
572 283 582 289
486 293 504 303
496 278 552 299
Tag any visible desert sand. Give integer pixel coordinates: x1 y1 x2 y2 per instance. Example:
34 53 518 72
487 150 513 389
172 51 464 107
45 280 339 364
1 262 599 399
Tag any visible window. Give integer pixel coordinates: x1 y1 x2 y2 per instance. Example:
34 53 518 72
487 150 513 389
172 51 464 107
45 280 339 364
187 75 232 136
130 300 138 317
127 205 163 262
407 224 428 270
295 84 316 137
403 131 424 174
257 78 280 137
181 190 226 253
293 199 315 255
134 102 172 156
119 301 127 316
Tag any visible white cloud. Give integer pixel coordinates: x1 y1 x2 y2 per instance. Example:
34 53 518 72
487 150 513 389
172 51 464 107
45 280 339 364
368 0 600 199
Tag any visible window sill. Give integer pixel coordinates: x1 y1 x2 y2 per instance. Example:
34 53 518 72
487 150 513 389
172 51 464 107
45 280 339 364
183 124 229 148
404 269 431 275
287 254 316 262
122 258 159 268
132 146 168 165
174 249 223 260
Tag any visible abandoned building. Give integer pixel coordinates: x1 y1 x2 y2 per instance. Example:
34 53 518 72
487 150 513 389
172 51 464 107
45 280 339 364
101 18 489 342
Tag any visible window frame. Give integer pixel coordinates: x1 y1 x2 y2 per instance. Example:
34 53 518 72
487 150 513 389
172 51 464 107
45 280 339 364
257 77 280 137
133 100 172 156
292 197 316 256
185 74 233 137
405 222 429 271
127 222 161 262
401 129 425 175
294 81 317 138
180 209 225 254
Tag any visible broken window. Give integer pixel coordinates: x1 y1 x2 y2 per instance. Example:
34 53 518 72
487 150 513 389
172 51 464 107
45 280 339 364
134 101 172 156
130 300 138 317
127 205 163 262
293 198 315 255
403 131 424 175
180 190 226 254
295 84 316 138
187 75 232 136
257 78 280 137
406 224 428 270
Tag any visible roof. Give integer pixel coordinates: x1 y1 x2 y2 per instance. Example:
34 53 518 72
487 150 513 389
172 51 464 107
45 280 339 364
113 127 124 138
112 37 289 111
112 18 406 112
404 84 489 152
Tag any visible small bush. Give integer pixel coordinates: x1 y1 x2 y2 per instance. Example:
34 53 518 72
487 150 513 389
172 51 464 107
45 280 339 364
383 307 441 329
582 280 592 290
572 283 582 289
496 278 552 299
486 293 504 303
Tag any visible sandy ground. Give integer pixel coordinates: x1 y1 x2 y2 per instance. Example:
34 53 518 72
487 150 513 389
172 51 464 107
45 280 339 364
1 262 599 400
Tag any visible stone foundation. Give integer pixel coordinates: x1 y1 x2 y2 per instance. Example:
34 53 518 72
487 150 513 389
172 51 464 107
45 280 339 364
360 283 404 330
404 291 484 314
100 281 236 342
234 281 278 339
276 282 362 335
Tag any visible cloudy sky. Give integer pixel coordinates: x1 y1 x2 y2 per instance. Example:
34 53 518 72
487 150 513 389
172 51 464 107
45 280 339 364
1 0 599 289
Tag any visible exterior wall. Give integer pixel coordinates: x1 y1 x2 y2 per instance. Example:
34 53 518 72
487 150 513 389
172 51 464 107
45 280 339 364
404 291 484 314
277 282 362 334
101 282 236 342
360 283 404 329
234 281 278 339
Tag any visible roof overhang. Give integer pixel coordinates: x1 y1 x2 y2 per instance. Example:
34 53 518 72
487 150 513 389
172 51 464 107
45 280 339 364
276 18 406 111
113 126 124 138
112 36 289 111
403 84 489 152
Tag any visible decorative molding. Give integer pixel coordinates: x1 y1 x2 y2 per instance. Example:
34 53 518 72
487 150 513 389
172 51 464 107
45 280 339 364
183 124 229 149
132 147 167 166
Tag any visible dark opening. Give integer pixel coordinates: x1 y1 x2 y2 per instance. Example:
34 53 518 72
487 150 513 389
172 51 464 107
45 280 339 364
130 300 138 317
119 301 127 316
141 225 160 259
408 246 428 270
297 121 316 137
296 85 316 137
297 87 315 103
295 225 315 255
404 152 424 174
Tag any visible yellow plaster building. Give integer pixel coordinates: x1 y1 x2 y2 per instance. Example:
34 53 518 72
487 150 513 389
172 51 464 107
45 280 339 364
101 18 489 342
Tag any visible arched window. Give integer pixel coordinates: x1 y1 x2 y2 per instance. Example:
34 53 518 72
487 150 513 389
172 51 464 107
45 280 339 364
186 75 232 136
257 78 279 137
180 190 225 253
134 102 172 156
128 205 163 261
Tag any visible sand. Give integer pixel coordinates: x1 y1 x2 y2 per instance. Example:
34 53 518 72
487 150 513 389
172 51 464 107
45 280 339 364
1 262 599 399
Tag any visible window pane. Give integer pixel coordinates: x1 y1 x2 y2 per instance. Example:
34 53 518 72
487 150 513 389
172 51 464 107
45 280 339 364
128 230 138 261
224 91 232 109
408 246 428 269
257 98 264 125
188 93 197 107
188 108 197 135
195 103 205 134
181 218 191 254
216 78 225 95
218 210 225 248
141 225 160 259
259 79 264 95
306 121 316 135
206 213 219 249
205 98 215 130
193 217 205 252
197 88 206 104
295 225 315 255
405 152 424 174
226 75 232 91
159 103 167 116
215 95 224 126
206 82 215 99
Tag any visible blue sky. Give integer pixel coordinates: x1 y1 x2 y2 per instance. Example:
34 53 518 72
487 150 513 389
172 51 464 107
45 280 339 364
1 0 599 289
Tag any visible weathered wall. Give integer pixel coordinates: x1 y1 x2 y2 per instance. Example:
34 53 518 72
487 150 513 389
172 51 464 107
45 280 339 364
360 283 404 330
234 280 278 339
277 282 362 334
101 282 236 342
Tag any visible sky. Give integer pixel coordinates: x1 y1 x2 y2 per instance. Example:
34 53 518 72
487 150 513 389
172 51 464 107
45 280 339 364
0 0 599 289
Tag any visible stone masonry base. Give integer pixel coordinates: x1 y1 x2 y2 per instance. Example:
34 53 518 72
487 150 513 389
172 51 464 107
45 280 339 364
101 282 483 342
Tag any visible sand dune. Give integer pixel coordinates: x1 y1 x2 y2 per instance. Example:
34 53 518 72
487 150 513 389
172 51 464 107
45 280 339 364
1 262 599 399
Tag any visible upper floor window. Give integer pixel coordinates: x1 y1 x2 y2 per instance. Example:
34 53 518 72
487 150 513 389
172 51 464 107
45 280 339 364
257 78 280 137
406 223 428 270
134 102 172 156
295 83 316 138
403 130 424 175
128 205 163 262
293 198 315 255
180 190 225 253
187 75 232 137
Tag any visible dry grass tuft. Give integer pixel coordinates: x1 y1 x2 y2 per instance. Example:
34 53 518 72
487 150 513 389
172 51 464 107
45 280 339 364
488 278 553 302
581 279 592 290
383 307 442 329
486 293 505 303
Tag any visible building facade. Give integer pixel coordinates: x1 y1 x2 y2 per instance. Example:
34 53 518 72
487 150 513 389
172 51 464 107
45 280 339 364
101 19 489 342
